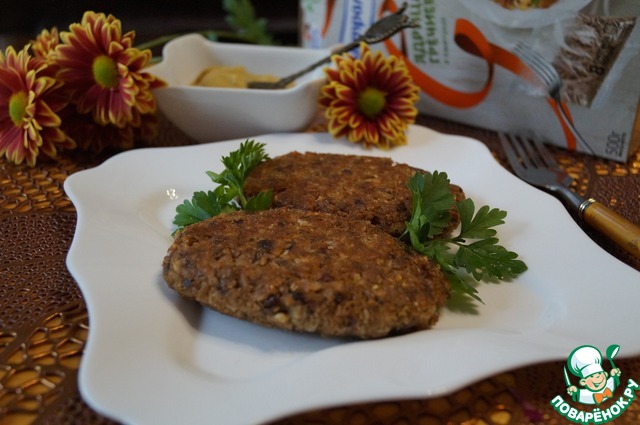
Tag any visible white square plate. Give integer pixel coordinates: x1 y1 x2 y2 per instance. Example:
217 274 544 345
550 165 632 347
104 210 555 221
65 125 640 425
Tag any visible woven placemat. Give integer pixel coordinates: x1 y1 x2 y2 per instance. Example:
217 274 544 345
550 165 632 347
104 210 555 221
1 114 639 424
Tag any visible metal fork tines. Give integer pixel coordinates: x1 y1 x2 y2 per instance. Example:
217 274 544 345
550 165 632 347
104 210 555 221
499 133 583 210
514 43 563 101
499 132 640 259
513 42 594 155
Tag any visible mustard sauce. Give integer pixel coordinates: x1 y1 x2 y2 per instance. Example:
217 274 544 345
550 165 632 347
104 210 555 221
192 66 280 89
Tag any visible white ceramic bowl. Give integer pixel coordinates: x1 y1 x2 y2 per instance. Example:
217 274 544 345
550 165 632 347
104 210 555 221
147 34 330 143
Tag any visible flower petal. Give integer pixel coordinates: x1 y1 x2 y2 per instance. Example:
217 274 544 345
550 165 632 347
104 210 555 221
318 42 419 149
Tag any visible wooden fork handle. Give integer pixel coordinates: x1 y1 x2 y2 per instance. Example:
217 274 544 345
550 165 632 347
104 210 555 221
580 199 640 259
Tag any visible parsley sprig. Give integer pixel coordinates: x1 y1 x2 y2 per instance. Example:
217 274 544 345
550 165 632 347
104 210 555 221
403 171 527 302
172 140 273 233
222 0 277 45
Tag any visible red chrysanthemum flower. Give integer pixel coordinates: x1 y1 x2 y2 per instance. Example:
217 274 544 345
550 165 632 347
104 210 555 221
60 106 160 153
31 27 60 62
0 46 74 166
319 43 419 149
53 11 165 128
58 106 133 152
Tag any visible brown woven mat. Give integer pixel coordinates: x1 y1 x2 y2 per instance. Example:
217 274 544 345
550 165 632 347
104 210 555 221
1 114 639 425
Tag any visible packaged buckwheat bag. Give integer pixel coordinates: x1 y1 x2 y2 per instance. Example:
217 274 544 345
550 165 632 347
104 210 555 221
300 0 640 161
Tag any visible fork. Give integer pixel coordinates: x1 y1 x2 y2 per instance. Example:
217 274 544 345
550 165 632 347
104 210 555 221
513 42 595 155
499 133 640 259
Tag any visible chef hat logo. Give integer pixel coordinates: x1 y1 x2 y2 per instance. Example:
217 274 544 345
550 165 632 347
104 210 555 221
568 345 604 379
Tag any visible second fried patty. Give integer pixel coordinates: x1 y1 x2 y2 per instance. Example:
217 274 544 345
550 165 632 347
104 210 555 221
244 152 464 237
163 208 450 339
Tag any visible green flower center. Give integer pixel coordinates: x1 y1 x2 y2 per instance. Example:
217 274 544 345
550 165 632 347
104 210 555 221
92 55 119 88
357 87 386 119
9 91 28 127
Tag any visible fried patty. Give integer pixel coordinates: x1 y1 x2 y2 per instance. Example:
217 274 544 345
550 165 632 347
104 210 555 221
163 208 450 339
244 152 464 237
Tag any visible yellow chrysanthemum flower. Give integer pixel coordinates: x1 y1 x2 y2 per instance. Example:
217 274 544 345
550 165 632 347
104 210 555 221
319 42 419 149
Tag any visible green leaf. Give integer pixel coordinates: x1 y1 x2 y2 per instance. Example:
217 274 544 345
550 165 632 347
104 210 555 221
207 139 269 189
245 189 274 212
457 199 506 240
222 0 277 45
444 270 483 303
172 139 272 233
420 240 482 303
405 171 455 242
403 170 527 306
173 190 235 228
212 182 240 205
454 238 528 281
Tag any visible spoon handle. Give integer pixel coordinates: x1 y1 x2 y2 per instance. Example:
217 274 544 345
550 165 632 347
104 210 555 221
252 40 362 89
247 2 416 89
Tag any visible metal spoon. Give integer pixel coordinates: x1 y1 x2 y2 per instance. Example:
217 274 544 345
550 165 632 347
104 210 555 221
248 2 417 89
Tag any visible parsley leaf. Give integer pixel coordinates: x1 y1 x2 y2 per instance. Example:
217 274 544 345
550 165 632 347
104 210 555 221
405 171 455 243
205 139 271 209
222 0 277 45
172 140 273 233
173 188 235 229
404 171 527 303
